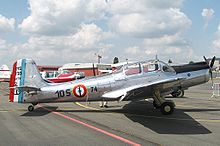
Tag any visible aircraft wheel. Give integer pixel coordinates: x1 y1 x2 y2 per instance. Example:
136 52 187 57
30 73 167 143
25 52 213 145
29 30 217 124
153 101 160 108
28 105 34 112
160 101 175 115
171 90 184 98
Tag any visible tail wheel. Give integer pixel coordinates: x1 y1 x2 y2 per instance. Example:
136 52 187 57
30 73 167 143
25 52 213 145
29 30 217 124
160 101 175 115
28 105 34 112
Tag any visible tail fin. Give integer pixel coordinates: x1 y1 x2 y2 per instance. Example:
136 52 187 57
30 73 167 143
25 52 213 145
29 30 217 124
9 59 47 103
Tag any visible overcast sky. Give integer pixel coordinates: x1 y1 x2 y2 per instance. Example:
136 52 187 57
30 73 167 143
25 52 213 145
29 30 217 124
0 0 220 67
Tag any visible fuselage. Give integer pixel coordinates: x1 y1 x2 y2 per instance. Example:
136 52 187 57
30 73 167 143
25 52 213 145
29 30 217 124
23 60 210 104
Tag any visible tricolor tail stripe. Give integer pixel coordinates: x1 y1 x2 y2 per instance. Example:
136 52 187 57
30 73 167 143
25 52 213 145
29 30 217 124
18 59 26 103
9 62 17 102
9 59 26 103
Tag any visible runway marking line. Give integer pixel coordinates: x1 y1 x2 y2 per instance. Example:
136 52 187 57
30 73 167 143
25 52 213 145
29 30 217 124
38 104 141 146
75 102 100 110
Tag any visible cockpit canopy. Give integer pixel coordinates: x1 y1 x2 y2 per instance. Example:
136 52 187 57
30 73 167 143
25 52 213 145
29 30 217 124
113 60 175 76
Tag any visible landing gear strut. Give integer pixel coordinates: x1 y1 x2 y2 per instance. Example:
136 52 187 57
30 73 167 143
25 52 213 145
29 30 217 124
28 103 38 112
153 100 160 109
152 88 175 115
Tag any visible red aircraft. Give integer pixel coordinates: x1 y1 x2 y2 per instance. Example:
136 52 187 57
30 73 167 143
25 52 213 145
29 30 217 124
41 70 85 83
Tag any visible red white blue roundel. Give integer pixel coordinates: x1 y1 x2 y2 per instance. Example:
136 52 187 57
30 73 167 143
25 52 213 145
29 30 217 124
73 84 87 98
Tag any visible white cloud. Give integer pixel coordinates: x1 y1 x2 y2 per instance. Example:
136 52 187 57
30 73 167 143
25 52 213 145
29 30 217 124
213 39 220 49
201 8 214 29
127 34 193 63
108 0 183 14
68 23 111 49
0 39 17 66
125 46 141 55
122 35 193 63
16 23 113 64
19 0 190 38
0 39 6 48
19 0 108 36
0 15 15 33
212 23 220 56
217 23 220 36
108 6 191 38
202 8 214 19
107 0 192 63
143 34 189 53
143 34 189 47
12 0 194 65
85 0 108 20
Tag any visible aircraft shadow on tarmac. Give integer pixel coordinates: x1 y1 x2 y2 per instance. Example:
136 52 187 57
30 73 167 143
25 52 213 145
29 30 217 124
20 100 220 135
122 100 213 135
21 106 58 116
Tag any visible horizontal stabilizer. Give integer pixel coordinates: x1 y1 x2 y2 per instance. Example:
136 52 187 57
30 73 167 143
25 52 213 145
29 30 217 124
11 86 41 92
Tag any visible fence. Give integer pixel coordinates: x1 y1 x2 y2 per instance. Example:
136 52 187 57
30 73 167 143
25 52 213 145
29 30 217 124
211 83 220 98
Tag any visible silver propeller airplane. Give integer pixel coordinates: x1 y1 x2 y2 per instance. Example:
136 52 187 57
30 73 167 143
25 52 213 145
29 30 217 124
9 57 215 115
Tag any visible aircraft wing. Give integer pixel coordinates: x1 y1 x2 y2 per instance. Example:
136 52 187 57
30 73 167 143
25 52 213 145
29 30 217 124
101 77 185 101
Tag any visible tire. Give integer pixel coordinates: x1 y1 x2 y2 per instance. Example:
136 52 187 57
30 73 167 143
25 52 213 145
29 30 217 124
171 90 184 98
28 105 34 112
160 101 175 115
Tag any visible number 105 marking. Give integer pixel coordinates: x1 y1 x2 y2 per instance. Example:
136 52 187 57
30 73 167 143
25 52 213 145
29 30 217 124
55 89 71 98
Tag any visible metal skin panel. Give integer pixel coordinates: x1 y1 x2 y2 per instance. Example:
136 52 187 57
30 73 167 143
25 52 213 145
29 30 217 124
177 69 209 88
10 59 210 104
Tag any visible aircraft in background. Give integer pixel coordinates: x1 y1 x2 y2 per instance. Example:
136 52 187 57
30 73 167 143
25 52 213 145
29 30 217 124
9 57 215 115
40 70 85 83
0 65 11 82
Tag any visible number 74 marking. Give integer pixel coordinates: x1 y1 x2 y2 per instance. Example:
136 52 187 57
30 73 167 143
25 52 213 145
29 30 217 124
90 86 98 92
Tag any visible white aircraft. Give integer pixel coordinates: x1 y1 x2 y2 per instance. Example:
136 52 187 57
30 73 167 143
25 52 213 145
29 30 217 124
9 57 215 115
0 65 11 82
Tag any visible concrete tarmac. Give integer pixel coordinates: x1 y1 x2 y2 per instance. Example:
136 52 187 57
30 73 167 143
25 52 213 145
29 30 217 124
0 80 220 146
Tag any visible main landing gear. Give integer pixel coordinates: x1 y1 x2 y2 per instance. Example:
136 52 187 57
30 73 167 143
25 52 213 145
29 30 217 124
160 101 175 115
171 89 184 98
28 103 38 112
152 88 175 115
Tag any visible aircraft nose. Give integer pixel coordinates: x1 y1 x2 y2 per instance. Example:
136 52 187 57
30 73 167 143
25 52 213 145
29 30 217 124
205 70 211 82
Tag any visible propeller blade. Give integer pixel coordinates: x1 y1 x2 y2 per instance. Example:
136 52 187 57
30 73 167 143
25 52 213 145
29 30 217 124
203 56 207 62
203 56 209 65
210 56 216 68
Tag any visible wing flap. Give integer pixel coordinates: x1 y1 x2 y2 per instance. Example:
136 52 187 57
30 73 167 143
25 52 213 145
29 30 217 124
102 85 141 100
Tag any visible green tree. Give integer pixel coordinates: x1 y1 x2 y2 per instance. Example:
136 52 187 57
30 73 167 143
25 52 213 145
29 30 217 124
113 57 119 64
189 61 194 64
168 59 172 64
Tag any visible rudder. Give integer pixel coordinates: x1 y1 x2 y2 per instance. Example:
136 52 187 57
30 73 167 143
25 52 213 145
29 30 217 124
9 59 47 103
